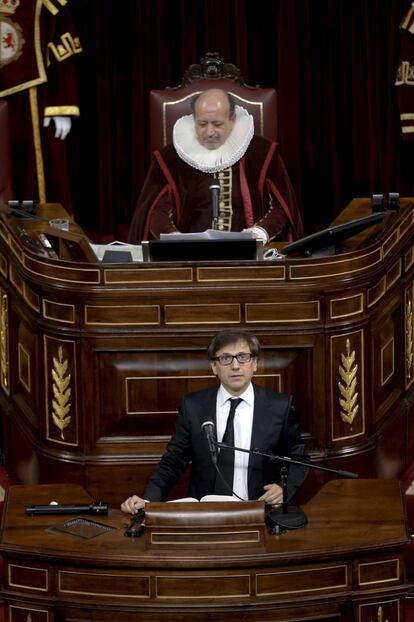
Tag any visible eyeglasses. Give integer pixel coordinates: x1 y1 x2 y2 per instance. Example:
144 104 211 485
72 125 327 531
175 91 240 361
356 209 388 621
213 352 254 366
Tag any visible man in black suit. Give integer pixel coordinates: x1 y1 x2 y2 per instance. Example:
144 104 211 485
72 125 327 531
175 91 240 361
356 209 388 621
121 330 309 514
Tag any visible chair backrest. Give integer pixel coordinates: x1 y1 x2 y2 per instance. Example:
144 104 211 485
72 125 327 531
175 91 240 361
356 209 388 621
149 53 277 155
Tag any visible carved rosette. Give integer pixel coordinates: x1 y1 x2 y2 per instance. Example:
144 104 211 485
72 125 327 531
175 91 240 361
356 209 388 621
51 346 72 440
0 290 9 395
338 338 359 427
405 286 414 385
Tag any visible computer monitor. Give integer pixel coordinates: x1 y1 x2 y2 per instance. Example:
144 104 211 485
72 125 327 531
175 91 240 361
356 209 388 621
282 212 387 257
142 238 262 261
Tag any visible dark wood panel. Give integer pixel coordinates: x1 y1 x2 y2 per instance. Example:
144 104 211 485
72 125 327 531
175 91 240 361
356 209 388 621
0 480 408 621
0 200 413 506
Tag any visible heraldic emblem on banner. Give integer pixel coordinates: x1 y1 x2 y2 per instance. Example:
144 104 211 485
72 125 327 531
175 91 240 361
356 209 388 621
0 0 24 68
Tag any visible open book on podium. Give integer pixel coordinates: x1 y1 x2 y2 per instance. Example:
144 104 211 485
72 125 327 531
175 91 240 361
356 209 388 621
144 497 266 549
142 230 264 262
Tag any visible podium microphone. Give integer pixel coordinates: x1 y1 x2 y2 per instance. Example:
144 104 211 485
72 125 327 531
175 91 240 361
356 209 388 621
26 501 108 516
201 420 218 465
209 181 220 230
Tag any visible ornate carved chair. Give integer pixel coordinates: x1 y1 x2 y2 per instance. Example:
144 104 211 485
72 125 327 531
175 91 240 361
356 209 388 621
149 52 277 155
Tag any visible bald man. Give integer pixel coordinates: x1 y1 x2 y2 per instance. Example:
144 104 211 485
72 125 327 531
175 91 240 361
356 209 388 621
128 88 303 243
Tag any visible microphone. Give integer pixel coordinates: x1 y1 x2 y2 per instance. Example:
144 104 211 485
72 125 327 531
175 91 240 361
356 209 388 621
25 501 108 516
201 420 218 465
209 181 220 229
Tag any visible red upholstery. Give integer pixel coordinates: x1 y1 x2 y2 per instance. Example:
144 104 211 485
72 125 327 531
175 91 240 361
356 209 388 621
0 101 12 203
149 55 277 155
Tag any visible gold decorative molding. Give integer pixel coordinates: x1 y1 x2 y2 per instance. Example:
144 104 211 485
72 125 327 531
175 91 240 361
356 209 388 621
380 337 395 386
329 293 363 319
406 287 414 385
104 266 193 285
358 558 400 586
43 298 75 323
370 606 388 622
9 562 48 591
197 265 285 282
51 346 72 440
246 300 320 324
9 607 49 622
338 339 359 426
0 291 9 395
85 304 160 326
18 343 31 393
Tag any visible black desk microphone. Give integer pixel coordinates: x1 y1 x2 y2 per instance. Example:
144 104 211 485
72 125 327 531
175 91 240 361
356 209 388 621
209 181 220 229
26 501 108 516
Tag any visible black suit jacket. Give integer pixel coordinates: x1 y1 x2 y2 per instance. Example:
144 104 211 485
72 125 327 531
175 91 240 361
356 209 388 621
143 383 309 502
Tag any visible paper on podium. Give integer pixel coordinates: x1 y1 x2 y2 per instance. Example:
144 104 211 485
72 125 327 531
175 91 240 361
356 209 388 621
168 494 240 502
160 229 254 241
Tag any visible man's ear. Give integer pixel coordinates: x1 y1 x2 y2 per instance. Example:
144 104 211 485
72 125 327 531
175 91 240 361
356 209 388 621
210 361 218 376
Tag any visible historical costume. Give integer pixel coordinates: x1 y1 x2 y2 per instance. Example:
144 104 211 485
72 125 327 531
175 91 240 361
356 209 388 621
395 1 414 140
0 0 82 210
129 106 303 242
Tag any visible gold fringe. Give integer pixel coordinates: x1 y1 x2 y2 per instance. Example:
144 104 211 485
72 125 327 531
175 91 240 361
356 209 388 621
216 168 233 231
47 33 82 65
43 0 59 16
401 3 414 32
29 87 46 203
44 105 80 116
43 0 68 15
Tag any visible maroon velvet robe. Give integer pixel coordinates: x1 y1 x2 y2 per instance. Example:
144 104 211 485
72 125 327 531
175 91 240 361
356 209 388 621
129 136 303 243
0 0 82 212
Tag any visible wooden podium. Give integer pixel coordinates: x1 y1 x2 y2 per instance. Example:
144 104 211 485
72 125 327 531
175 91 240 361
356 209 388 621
0 479 409 621
0 199 413 506
144 500 266 548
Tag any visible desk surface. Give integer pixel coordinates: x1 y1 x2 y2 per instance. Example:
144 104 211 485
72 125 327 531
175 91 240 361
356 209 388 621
0 479 409 621
0 479 408 568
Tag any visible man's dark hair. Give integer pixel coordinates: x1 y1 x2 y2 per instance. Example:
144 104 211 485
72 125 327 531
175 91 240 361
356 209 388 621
207 330 261 360
190 90 236 118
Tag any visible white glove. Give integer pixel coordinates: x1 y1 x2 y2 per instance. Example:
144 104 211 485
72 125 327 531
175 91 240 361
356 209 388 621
43 116 72 140
242 226 268 243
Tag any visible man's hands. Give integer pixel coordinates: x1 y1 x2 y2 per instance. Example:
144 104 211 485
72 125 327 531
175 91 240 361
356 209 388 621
43 116 72 140
121 494 146 515
259 483 283 506
121 485 283 512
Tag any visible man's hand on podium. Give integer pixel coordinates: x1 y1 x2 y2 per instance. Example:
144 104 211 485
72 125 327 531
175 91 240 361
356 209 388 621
121 494 146 514
259 483 283 506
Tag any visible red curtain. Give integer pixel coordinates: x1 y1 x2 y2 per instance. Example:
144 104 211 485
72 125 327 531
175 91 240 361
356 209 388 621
68 0 414 240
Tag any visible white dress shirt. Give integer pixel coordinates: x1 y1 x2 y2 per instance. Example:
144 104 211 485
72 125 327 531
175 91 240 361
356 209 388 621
216 383 255 500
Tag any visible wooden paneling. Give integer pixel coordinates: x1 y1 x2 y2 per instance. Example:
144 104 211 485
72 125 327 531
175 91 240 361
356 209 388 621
0 480 408 621
0 200 413 505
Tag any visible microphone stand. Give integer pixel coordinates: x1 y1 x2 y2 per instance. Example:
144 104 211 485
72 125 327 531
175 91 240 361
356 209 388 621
215 440 358 531
209 181 220 230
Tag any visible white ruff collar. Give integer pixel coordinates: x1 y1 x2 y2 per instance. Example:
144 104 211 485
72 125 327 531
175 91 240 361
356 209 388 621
173 105 254 173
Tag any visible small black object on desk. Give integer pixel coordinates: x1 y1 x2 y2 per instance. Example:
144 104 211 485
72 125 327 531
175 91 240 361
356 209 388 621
124 508 145 537
26 501 108 516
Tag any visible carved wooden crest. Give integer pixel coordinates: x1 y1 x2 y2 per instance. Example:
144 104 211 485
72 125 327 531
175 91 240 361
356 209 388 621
171 52 256 89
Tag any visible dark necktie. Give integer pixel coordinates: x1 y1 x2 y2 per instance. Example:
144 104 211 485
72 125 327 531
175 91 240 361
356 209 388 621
214 397 242 495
